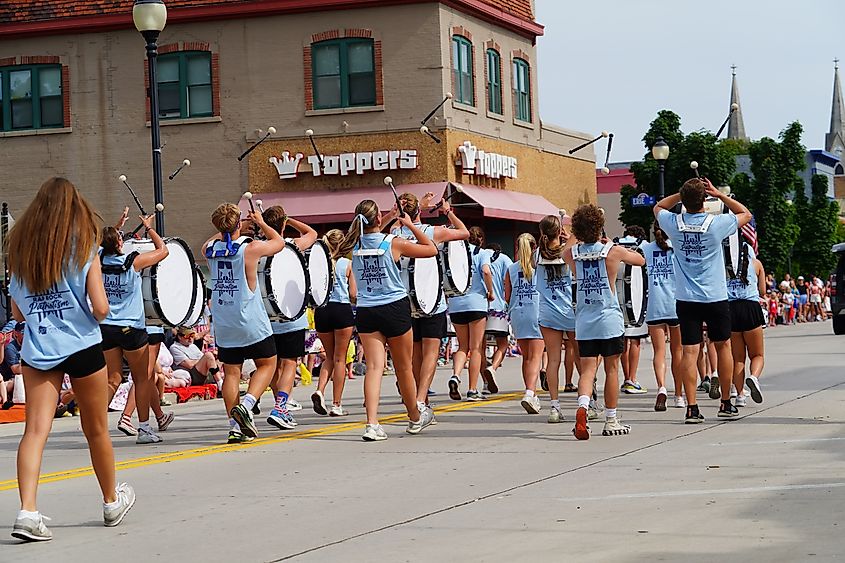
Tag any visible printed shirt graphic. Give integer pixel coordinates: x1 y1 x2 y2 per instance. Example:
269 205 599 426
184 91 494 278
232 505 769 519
657 210 737 303
536 254 575 332
506 261 540 340
352 233 406 308
8 256 102 370
641 240 677 322
101 253 144 329
727 244 760 302
573 242 624 340
208 239 271 348
448 244 490 314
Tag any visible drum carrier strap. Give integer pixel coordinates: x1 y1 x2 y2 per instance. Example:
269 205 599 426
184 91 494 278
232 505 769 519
725 239 750 280
100 251 140 275
353 234 395 257
676 213 715 234
205 235 253 259
572 242 613 261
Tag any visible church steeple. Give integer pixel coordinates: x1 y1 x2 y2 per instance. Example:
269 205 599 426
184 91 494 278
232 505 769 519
825 59 845 158
727 65 748 140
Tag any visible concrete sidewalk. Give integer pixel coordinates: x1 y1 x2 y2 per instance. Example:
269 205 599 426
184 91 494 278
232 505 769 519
0 322 842 562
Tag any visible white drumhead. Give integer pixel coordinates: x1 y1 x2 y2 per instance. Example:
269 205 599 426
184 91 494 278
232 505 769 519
155 239 196 326
727 231 740 276
184 269 205 327
447 240 471 292
629 264 646 321
308 241 332 307
702 197 726 215
486 313 509 333
270 244 308 320
411 256 441 315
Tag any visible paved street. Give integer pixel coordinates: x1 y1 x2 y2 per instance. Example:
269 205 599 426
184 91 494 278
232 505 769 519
1 321 843 562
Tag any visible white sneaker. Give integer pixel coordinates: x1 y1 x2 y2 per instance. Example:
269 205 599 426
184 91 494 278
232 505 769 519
730 384 738 399
735 393 747 407
520 394 541 414
602 416 631 436
674 396 686 408
11 512 52 542
136 427 162 444
362 423 388 441
328 405 348 417
287 398 303 411
547 406 564 423
104 483 136 527
745 375 763 404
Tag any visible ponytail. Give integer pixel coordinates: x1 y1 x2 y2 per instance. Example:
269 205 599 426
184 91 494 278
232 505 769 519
516 233 536 281
654 226 670 252
538 215 564 277
334 200 378 259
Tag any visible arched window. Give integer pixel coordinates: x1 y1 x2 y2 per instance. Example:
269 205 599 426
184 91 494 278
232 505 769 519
486 49 502 115
311 38 375 109
512 58 531 122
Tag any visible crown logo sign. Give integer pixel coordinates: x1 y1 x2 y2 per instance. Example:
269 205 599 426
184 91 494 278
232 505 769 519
269 151 305 180
457 141 478 174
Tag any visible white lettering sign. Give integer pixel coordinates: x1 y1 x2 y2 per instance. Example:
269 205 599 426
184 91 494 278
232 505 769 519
270 149 418 179
457 141 517 179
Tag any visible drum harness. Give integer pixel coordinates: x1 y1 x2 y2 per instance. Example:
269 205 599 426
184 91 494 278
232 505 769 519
676 213 748 280
205 235 252 259
353 234 396 257
99 251 140 275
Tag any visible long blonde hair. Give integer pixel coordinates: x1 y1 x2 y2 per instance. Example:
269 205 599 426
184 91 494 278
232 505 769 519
323 228 346 262
516 233 536 281
334 200 379 259
7 177 101 293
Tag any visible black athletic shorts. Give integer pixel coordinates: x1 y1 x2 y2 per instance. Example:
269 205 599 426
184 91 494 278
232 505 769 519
314 302 355 333
218 335 276 365
412 311 447 342
450 310 486 325
21 343 106 378
100 325 148 352
730 299 765 333
577 336 624 358
676 300 731 345
273 329 306 360
646 318 680 327
356 297 412 338
147 331 165 345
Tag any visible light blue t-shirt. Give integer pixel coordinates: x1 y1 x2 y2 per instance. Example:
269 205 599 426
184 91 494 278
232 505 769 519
208 238 272 348
101 252 145 329
488 251 513 313
727 244 760 302
9 256 103 370
329 257 351 304
641 240 678 322
397 223 447 315
657 210 737 303
572 242 624 340
506 261 541 340
536 254 576 333
352 233 406 308
448 244 491 314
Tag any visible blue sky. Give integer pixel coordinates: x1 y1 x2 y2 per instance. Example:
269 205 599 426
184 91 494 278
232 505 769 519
536 0 842 163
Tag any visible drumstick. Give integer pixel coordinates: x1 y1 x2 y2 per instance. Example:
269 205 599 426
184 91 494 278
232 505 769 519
420 125 441 144
383 176 405 218
255 199 265 213
603 133 614 169
715 103 739 138
420 93 453 126
690 160 700 178
431 184 463 212
118 174 148 215
127 204 165 239
238 126 276 161
243 191 256 213
168 159 191 180
599 207 607 239
306 129 325 172
568 131 609 155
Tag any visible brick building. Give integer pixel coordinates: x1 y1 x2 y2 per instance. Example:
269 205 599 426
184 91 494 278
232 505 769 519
0 0 597 255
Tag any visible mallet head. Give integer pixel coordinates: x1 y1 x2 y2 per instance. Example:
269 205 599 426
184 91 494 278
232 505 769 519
118 174 127 183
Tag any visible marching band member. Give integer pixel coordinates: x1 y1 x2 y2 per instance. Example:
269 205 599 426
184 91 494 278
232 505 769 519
447 226 494 401
564 204 645 440
100 215 174 444
8 178 134 541
312 229 357 417
389 192 469 417
642 226 684 411
617 226 649 395
260 206 318 431
654 178 752 422
483 242 513 393
727 241 766 406
334 200 436 441
203 203 284 444
504 233 544 414
535 215 578 423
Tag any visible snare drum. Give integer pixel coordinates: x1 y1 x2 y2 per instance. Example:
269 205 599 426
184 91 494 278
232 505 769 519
615 249 648 327
306 240 333 309
258 241 309 321
183 267 207 328
404 256 442 318
123 237 198 327
440 240 471 297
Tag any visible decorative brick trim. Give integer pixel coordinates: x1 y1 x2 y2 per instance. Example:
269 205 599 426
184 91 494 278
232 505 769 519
452 26 472 42
485 40 500 51
159 42 180 55
303 46 313 111
0 56 16 66
182 41 210 52
374 39 383 106
61 64 71 127
312 29 341 43
19 55 60 65
471 43 477 107
512 49 530 62
211 52 220 117
345 28 372 38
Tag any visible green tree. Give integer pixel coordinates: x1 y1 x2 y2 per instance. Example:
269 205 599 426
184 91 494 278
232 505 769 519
793 174 840 277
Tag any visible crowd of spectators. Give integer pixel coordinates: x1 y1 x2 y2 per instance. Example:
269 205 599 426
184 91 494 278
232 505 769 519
763 273 832 326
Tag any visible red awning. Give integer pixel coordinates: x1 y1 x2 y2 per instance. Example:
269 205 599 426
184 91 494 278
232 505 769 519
448 182 563 223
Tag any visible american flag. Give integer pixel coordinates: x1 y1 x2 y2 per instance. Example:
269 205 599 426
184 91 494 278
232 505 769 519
741 216 758 254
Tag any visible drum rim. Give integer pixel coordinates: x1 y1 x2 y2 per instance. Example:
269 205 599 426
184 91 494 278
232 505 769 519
441 239 472 296
183 267 206 327
621 248 648 328
407 255 443 317
263 241 310 321
147 237 199 328
306 239 334 309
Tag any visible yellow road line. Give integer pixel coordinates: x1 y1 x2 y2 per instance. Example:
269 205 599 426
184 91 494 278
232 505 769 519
0 392 522 492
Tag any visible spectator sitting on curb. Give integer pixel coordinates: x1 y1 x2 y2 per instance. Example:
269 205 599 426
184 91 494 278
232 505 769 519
169 326 223 392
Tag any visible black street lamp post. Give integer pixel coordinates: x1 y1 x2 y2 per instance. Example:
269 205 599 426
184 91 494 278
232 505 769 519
651 136 670 198
133 0 168 234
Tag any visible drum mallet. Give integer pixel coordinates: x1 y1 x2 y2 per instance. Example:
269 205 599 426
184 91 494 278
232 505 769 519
690 161 700 178
243 191 256 213
569 131 609 155
431 184 463 212
169 159 191 180
420 93 453 126
420 125 441 144
384 176 405 218
715 103 739 139
255 199 265 213
306 129 325 172
238 126 276 162
600 133 614 175
118 174 148 215
127 203 164 239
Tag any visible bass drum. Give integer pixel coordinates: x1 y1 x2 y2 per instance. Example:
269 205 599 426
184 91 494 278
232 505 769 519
258 241 309 321
615 248 648 328
405 256 442 318
306 240 333 309
182 267 207 328
440 239 471 297
124 237 198 327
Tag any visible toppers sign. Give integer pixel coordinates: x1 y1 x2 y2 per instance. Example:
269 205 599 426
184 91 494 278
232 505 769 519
457 141 518 179
270 149 418 180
